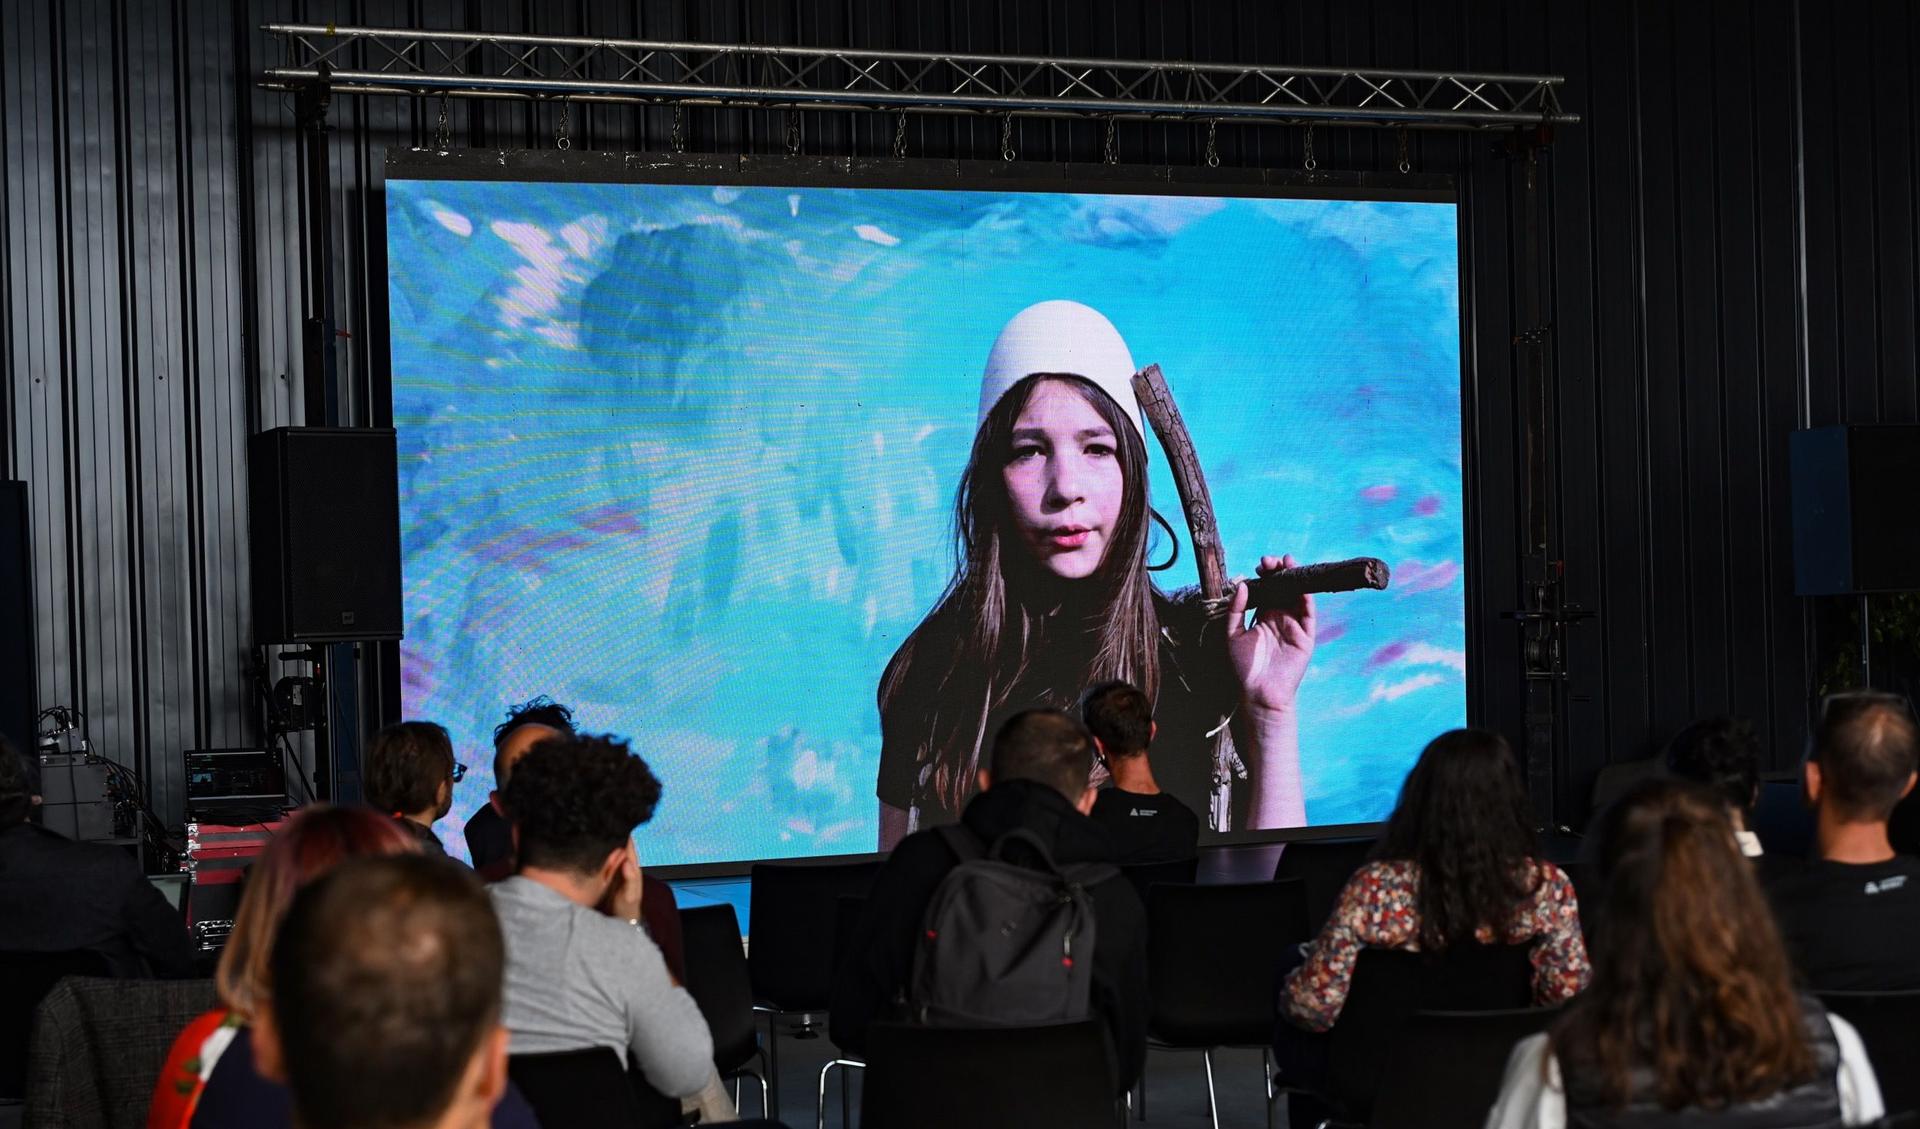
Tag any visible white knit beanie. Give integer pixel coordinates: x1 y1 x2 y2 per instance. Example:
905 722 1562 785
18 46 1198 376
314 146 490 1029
977 300 1145 440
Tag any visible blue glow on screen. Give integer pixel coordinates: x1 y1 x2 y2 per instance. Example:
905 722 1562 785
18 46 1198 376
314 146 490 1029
387 179 1465 867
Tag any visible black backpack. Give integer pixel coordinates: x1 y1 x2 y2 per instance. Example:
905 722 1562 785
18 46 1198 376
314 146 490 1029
907 824 1116 1026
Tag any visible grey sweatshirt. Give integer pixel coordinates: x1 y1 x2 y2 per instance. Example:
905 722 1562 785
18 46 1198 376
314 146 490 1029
489 875 714 1098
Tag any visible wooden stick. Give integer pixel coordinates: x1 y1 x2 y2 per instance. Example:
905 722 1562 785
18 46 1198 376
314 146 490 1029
1131 364 1227 601
1203 557 1393 617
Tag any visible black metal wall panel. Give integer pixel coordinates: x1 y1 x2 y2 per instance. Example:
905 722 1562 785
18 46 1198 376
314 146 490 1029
3 0 1916 828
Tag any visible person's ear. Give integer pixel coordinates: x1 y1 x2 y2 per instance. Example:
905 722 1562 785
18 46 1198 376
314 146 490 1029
1075 787 1097 817
1901 771 1917 802
436 778 452 810
252 1007 289 1085
1149 721 1159 744
473 1025 510 1110
489 789 506 817
598 844 626 889
976 768 992 794
1803 761 1823 806
508 821 520 857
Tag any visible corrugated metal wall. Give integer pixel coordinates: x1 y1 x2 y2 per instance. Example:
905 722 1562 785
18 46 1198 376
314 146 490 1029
3 0 1915 827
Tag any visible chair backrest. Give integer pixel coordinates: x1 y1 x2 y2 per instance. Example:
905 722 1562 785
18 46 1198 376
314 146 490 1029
0 950 112 1100
1369 1007 1561 1129
23 975 217 1129
508 1046 684 1129
1119 857 1199 905
1272 837 1377 936
860 1018 1116 1129
748 859 882 1010
1324 943 1534 1118
1817 989 1920 1117
1146 879 1309 1046
678 903 760 1075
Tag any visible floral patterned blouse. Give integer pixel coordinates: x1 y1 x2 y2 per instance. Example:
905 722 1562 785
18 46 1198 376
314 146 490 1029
1280 858 1590 1032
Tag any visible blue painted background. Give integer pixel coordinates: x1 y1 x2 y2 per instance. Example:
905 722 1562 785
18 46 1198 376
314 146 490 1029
386 180 1466 866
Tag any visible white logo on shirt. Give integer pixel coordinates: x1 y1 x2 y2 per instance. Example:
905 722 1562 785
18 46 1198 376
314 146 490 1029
1865 875 1907 895
1129 807 1158 818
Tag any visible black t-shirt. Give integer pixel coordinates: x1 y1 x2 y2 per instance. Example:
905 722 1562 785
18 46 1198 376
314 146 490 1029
1090 787 1201 865
1767 853 1920 991
876 591 1234 830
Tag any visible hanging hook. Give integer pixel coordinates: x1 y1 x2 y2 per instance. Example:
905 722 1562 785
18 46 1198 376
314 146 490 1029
554 98 572 151
1104 117 1118 165
1204 120 1220 168
1303 124 1317 172
785 109 802 156
669 104 686 153
1396 126 1411 174
433 94 451 151
1000 113 1016 162
892 109 908 159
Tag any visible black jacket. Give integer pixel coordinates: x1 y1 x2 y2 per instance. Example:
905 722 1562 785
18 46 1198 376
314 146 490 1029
463 802 513 872
0 821 195 978
830 779 1149 1088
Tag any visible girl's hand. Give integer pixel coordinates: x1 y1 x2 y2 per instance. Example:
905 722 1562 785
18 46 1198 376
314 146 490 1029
1225 553 1317 716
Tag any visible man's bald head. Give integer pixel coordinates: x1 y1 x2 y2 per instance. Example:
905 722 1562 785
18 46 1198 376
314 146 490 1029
1811 696 1920 822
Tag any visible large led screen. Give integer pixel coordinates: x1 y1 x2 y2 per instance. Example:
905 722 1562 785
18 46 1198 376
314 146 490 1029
387 171 1467 867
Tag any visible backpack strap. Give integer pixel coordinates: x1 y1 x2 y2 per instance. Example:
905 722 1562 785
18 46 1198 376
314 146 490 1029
985 827 1063 872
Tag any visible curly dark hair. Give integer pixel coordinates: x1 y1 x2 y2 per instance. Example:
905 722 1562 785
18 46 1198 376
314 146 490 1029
1664 716 1761 817
491 696 576 781
502 733 662 874
1374 728 1541 951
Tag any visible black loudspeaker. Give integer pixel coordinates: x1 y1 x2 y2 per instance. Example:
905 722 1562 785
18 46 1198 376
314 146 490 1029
1790 424 1920 596
248 427 403 642
0 481 37 755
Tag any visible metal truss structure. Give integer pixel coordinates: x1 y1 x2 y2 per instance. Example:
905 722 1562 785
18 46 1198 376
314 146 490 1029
261 24 1576 132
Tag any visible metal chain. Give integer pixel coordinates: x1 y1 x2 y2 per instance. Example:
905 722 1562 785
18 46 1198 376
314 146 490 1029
1000 113 1016 162
1397 126 1411 174
433 94 450 151
669 104 686 153
785 109 802 155
892 110 908 159
1303 124 1317 171
554 99 571 150
1104 117 1117 165
1204 120 1220 168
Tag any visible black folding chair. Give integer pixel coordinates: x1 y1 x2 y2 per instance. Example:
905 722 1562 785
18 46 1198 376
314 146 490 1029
1818 989 1920 1118
1272 838 1376 937
508 1046 684 1129
1119 857 1199 906
816 895 869 1129
748 859 882 1122
678 904 769 1117
1368 1007 1560 1129
861 1019 1118 1129
1141 879 1309 1129
1314 944 1534 1123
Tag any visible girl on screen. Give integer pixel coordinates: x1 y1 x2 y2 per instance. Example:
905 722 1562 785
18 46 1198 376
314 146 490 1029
874 299 1317 849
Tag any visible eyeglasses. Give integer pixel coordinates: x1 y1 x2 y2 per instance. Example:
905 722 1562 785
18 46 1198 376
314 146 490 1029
451 762 468 784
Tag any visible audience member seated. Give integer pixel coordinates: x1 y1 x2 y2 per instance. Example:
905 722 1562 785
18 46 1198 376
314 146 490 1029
1664 715 1795 878
147 804 538 1129
1079 680 1199 865
466 696 575 879
1767 691 1920 990
252 854 512 1129
1488 778 1885 1127
365 721 464 856
1276 730 1587 1089
490 734 715 1104
831 708 1149 1091
0 733 192 979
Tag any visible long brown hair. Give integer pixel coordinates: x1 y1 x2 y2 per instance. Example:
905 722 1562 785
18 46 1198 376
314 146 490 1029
880 373 1160 817
215 804 419 1016
1550 779 1815 1111
1374 729 1541 950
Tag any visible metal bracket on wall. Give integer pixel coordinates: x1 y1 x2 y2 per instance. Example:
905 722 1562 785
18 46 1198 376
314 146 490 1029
257 25 1578 134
